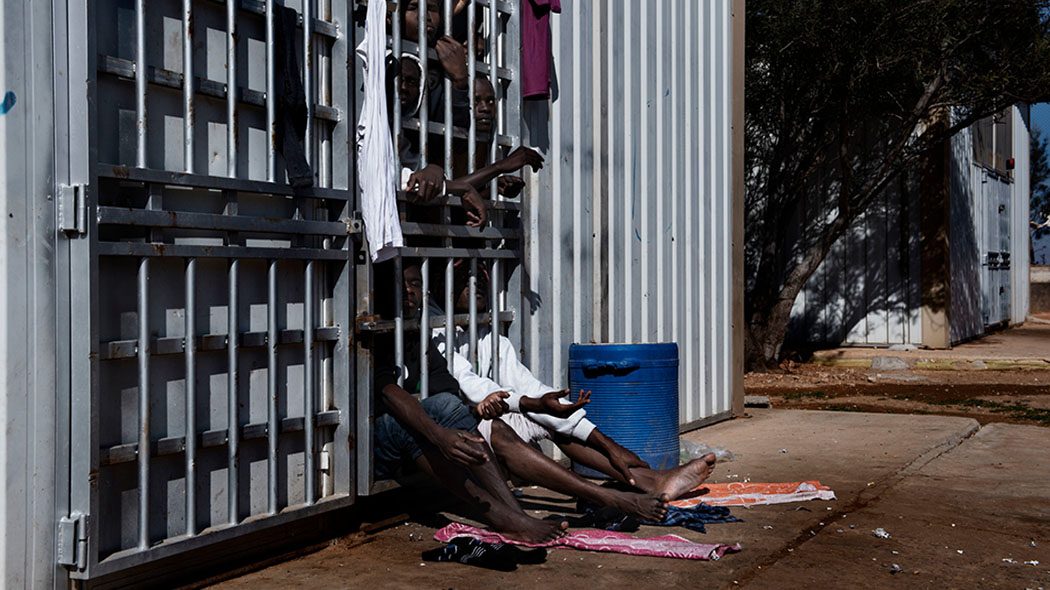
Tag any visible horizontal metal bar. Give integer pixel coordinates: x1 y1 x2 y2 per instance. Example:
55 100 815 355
314 104 341 123
100 410 342 466
98 56 340 124
400 117 516 147
97 241 348 261
396 246 520 259
100 327 341 360
78 494 355 580
97 207 349 237
98 165 350 201
388 40 514 80
357 310 515 333
396 193 522 212
202 0 340 39
400 221 521 240
363 0 513 17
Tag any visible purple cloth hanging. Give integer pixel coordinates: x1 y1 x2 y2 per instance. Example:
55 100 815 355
520 0 561 99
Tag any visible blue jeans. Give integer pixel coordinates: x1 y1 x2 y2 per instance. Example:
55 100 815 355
373 392 479 480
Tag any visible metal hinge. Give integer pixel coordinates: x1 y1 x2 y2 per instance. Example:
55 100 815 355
319 448 332 473
58 183 88 235
57 512 88 571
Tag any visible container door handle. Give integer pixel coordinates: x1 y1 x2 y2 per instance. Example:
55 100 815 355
582 359 641 374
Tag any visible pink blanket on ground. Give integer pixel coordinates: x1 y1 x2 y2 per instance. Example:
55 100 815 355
434 523 742 561
669 480 836 509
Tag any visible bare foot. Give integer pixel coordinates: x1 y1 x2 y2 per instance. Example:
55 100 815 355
497 514 568 544
610 492 669 521
653 453 716 500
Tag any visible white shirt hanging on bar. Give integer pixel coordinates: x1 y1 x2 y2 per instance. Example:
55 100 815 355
355 0 403 263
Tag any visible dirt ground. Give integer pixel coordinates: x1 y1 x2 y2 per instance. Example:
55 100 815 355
208 410 1049 590
748 321 1050 427
747 365 1050 426
203 325 1050 589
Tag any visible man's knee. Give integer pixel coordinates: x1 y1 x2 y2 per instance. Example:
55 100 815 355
421 392 477 431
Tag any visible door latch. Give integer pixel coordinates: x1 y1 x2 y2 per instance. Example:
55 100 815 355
57 183 88 235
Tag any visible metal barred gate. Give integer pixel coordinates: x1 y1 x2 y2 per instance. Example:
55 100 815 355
56 0 359 581
52 0 523 583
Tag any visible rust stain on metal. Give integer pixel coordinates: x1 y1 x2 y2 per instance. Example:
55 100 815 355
113 165 131 179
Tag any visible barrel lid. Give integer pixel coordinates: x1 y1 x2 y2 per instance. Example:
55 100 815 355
568 342 679 364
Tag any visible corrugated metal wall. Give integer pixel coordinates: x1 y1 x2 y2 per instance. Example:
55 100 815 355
790 179 924 348
791 105 1032 349
1012 105 1032 324
517 0 743 427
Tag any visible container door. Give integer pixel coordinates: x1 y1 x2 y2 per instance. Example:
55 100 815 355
999 180 1012 323
56 0 357 582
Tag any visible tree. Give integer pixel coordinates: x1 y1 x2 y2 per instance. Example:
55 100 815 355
745 0 1050 370
1031 128 1050 239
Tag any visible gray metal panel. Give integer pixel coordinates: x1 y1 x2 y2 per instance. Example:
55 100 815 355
0 1 62 587
522 0 738 425
55 0 357 582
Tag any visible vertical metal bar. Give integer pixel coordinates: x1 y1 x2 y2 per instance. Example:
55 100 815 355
303 0 314 168
304 261 316 505
227 0 237 178
684 0 695 421
467 0 476 173
183 0 194 174
445 258 454 371
490 259 499 380
622 0 633 342
227 259 239 524
487 0 498 191
420 258 430 397
443 0 453 178
468 258 478 368
267 260 279 514
655 0 665 343
639 2 649 343
418 0 429 166
185 258 197 536
394 256 405 387
137 257 150 550
135 0 147 168
266 0 277 181
392 0 402 160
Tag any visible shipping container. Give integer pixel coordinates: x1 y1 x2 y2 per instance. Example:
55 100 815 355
789 105 1032 349
0 0 744 587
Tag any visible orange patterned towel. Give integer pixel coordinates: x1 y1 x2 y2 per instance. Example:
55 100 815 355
670 481 836 509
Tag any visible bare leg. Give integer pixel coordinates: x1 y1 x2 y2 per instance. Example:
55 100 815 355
488 420 668 521
414 440 566 543
555 437 716 500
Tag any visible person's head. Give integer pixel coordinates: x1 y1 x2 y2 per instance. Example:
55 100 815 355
398 55 423 116
403 0 440 45
402 260 424 318
474 77 496 134
453 260 489 313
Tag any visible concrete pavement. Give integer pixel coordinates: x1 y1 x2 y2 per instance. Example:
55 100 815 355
210 410 1049 589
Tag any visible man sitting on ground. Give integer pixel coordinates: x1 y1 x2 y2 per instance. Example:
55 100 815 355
432 260 717 501
396 260 670 521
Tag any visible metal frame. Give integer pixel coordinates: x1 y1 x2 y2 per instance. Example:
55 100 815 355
57 0 357 582
354 0 523 495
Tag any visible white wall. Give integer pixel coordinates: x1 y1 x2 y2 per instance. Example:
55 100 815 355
517 0 742 425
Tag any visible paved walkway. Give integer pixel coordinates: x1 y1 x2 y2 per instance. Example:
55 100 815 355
811 322 1050 368
209 410 1050 589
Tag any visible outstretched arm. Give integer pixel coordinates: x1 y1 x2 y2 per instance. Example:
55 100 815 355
455 147 544 192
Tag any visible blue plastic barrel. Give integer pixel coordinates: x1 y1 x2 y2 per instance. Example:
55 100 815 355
568 343 679 478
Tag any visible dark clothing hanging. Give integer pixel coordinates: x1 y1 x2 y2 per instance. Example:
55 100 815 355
521 0 561 100
274 5 315 188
